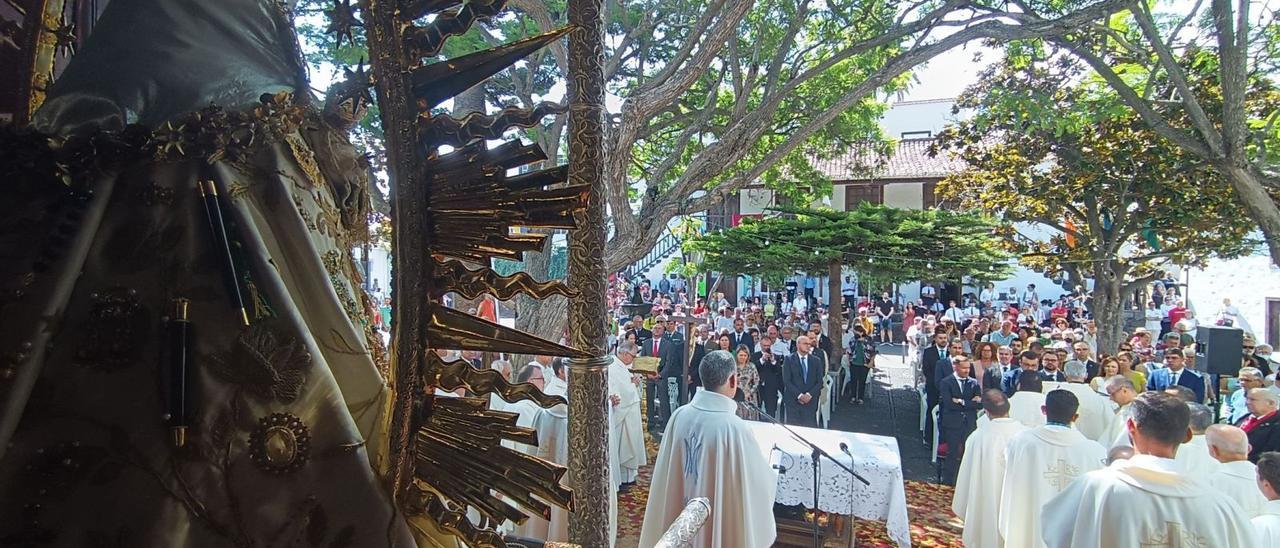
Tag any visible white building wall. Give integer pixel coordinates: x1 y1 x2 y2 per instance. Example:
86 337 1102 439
881 99 959 139
883 182 923 209
1185 252 1280 338
831 185 847 211
739 188 774 215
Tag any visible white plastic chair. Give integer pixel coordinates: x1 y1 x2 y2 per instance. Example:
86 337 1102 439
917 383 927 433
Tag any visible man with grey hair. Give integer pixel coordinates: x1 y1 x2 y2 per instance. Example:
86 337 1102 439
1101 375 1139 448
1175 403 1219 477
640 351 777 547
1044 360 1111 442
611 343 646 486
1226 367 1264 424
1242 388 1280 462
1206 424 1267 517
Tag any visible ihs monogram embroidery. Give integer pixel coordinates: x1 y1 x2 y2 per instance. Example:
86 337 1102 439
1139 521 1209 547
1043 459 1081 490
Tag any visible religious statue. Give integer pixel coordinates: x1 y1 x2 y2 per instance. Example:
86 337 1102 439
0 0 590 546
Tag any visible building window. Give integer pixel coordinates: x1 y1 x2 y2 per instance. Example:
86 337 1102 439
845 184 884 209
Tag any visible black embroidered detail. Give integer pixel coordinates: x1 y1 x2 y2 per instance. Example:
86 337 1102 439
72 288 147 372
204 318 311 403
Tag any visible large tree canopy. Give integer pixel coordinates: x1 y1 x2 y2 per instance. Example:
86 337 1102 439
686 204 1012 284
935 54 1263 352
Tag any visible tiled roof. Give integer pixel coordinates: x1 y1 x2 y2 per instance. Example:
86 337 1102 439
810 138 965 182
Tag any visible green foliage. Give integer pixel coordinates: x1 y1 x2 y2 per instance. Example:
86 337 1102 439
934 57 1261 286
684 204 1012 285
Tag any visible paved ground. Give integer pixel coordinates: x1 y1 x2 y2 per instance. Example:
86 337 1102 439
826 344 938 483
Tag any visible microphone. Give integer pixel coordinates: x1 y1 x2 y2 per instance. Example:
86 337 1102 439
770 444 788 473
839 442 849 455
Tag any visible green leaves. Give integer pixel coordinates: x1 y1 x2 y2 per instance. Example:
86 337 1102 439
935 53 1261 281
684 203 1012 284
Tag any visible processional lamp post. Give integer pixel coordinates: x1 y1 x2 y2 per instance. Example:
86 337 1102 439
564 0 611 544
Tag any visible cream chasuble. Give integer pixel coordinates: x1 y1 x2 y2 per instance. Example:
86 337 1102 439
1101 402 1133 449
1208 460 1266 517
610 356 647 484
1173 434 1219 478
639 390 777 548
999 425 1105 548
1252 499 1280 540
512 382 618 546
1043 382 1112 442
1009 391 1047 428
1041 454 1258 548
952 417 1028 548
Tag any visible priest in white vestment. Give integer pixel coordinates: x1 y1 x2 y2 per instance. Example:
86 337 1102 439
1099 376 1137 448
1175 403 1220 477
999 389 1105 548
1043 361 1111 441
1008 374 1047 428
952 389 1028 548
1253 452 1280 539
512 362 618 545
1041 391 1259 548
612 343 648 484
639 350 777 548
1206 425 1267 517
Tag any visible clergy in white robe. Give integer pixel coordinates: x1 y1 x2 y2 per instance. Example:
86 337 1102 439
1174 403 1220 477
952 389 1028 548
1044 363 1111 441
1009 373 1047 428
613 344 648 484
1041 391 1259 548
1206 425 1267 517
1098 376 1137 449
512 364 619 545
639 350 777 548
1253 452 1280 539
999 389 1105 548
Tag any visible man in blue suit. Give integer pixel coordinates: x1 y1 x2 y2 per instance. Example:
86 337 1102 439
1147 351 1205 402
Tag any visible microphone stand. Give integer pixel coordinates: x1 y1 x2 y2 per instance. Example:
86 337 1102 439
747 402 868 548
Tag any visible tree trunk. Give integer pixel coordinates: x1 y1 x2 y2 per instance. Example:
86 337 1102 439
827 259 844 367
1223 164 1280 265
1090 278 1126 358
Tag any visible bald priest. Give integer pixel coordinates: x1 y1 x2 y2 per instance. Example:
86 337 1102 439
639 350 778 547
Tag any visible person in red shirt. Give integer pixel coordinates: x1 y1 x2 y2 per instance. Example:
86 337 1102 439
1168 300 1189 327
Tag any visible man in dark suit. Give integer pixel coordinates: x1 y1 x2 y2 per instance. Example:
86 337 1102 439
753 334 784 420
1072 342 1100 381
1239 387 1280 462
628 314 652 342
921 331 950 441
1038 351 1067 383
783 335 825 427
642 322 682 431
933 339 966 392
1002 351 1041 395
808 321 832 362
1146 351 1206 402
938 355 982 484
729 318 754 352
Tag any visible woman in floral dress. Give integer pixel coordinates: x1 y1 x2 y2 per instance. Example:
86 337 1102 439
734 345 761 420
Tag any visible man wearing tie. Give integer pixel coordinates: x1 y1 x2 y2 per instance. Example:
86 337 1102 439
1147 351 1206 402
642 322 682 431
921 332 950 440
938 354 981 484
730 318 754 352
783 335 825 427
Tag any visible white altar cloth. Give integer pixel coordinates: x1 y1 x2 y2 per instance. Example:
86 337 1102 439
748 422 912 547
